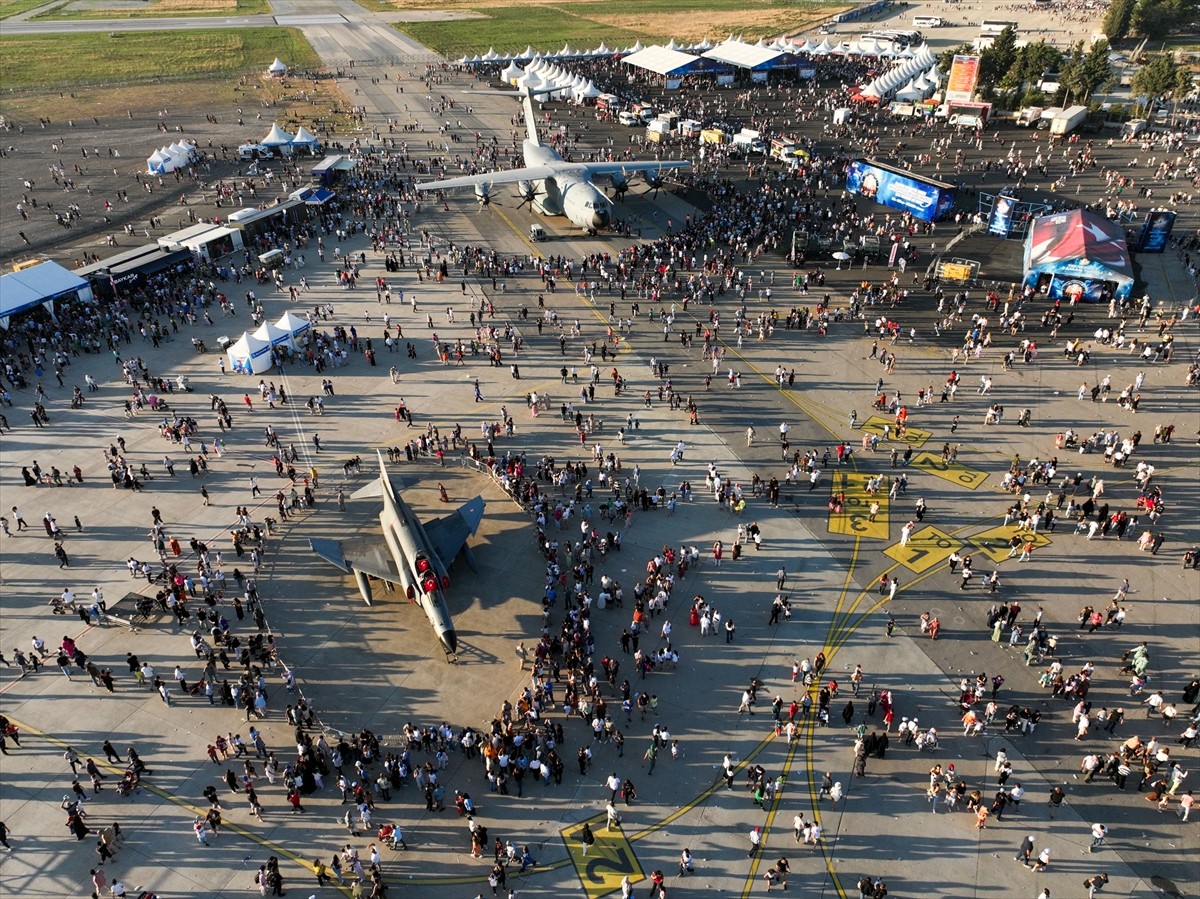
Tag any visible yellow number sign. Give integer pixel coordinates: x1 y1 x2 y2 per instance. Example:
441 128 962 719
561 816 645 899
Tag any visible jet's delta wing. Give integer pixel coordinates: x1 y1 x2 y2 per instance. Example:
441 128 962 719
423 496 486 572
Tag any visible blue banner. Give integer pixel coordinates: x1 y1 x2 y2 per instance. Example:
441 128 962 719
988 195 1016 237
846 160 955 222
1137 210 1176 253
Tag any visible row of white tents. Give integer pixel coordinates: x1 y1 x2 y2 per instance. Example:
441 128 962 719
261 122 320 150
499 58 602 101
238 122 321 159
146 140 199 175
226 311 310 375
459 34 929 66
857 45 940 102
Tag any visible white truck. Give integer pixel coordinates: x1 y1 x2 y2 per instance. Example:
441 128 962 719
1049 105 1088 137
1016 106 1044 127
731 128 766 155
1035 107 1062 129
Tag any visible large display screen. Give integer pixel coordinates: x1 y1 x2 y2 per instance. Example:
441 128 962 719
946 55 981 103
846 159 955 222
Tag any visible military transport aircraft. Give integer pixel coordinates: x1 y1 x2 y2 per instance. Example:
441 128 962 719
415 89 691 233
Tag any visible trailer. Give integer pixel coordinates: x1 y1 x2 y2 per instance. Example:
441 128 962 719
1049 105 1088 137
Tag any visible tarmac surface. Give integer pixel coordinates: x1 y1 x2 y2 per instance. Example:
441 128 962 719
1 3 1199 899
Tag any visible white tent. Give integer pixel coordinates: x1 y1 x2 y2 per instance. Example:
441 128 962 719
166 141 191 165
253 320 295 349
268 58 288 76
292 126 320 149
226 331 273 375
147 149 173 174
501 61 523 84
276 310 311 340
261 123 294 147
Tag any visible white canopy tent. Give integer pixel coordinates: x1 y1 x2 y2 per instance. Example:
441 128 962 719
253 320 295 350
268 58 288 77
226 331 273 375
147 149 173 174
291 126 319 149
276 310 311 340
261 123 295 147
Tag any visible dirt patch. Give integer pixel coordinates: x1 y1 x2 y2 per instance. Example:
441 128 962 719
591 9 843 42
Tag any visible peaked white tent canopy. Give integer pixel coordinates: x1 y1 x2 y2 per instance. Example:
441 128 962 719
292 126 319 148
253 320 295 349
226 331 273 375
261 123 295 146
276 310 311 339
268 58 288 76
147 149 173 174
501 61 523 83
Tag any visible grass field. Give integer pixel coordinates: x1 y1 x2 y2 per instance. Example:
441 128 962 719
392 0 849 58
0 27 318 91
30 0 270 20
0 0 54 18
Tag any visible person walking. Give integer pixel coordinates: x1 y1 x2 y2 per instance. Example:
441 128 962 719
578 822 595 857
1089 823 1107 852
1015 834 1036 866
748 826 762 856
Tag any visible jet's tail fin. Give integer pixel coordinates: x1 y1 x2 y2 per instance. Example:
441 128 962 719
521 90 540 146
351 450 405 500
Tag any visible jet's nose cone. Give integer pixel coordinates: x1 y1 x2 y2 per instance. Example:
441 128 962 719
591 208 610 230
442 629 458 655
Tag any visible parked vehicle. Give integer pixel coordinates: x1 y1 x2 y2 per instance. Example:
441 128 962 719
1049 105 1088 136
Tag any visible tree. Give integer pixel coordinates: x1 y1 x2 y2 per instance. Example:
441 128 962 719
1009 41 1063 94
1132 54 1197 116
1060 40 1113 105
978 26 1018 89
1101 0 1136 40
1132 53 1182 103
1130 0 1192 40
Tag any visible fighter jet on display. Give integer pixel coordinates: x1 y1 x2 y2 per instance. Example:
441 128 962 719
414 89 691 233
309 452 485 657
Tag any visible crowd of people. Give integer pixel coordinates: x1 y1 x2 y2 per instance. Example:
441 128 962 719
1 16 1198 899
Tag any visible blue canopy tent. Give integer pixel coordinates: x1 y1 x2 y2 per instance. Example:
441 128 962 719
0 261 91 330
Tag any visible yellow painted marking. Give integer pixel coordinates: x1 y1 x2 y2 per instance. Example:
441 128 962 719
966 525 1053 563
562 815 645 899
884 525 964 573
860 415 931 447
911 452 988 490
828 471 889 540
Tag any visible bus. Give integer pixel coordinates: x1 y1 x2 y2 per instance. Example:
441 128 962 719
912 15 943 27
979 20 1017 35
